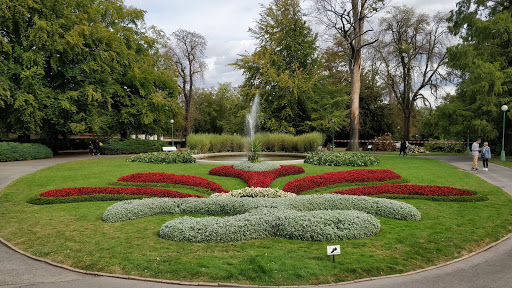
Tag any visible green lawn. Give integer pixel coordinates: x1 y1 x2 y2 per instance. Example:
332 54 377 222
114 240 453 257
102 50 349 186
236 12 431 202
489 156 512 168
0 156 511 285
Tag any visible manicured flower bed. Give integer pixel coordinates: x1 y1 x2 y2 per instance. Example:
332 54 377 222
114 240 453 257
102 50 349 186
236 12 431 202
208 165 305 188
331 184 476 197
282 169 402 194
39 186 205 198
118 172 229 193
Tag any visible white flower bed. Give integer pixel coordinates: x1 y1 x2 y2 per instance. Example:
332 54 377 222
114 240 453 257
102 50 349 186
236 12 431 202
103 194 421 223
209 187 296 198
233 161 281 171
160 209 380 243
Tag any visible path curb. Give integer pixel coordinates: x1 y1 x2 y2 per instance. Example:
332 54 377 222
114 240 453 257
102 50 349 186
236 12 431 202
1 232 511 287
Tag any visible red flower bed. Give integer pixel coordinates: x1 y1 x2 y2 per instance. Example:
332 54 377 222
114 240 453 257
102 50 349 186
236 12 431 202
209 165 305 188
330 184 475 197
117 173 229 193
282 169 402 194
39 187 205 198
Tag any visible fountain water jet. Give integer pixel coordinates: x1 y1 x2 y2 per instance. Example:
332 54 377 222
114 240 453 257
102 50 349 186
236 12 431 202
246 94 260 152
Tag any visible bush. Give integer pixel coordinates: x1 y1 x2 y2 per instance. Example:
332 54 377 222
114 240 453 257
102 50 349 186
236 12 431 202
127 151 196 164
210 187 296 198
101 139 169 155
305 151 380 166
102 194 421 223
187 132 322 153
159 209 380 243
424 139 465 153
232 161 281 171
187 134 248 153
0 142 53 162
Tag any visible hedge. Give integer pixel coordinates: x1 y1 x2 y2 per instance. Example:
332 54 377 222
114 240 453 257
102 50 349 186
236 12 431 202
0 142 53 162
304 151 380 166
101 139 169 155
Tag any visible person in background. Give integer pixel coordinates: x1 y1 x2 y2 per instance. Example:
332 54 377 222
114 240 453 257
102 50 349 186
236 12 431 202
88 141 94 155
471 138 481 171
399 140 408 156
480 142 491 171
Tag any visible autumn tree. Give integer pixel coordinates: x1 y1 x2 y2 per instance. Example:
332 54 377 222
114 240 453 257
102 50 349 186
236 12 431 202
166 29 207 138
374 6 450 141
232 0 319 134
310 0 386 150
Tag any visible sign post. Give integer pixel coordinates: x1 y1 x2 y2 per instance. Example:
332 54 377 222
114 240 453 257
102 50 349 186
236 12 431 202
327 245 340 263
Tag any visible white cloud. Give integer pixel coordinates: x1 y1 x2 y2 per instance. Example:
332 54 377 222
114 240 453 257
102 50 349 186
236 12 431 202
124 0 458 87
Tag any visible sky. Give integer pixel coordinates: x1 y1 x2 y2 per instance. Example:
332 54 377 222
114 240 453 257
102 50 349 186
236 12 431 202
124 0 460 88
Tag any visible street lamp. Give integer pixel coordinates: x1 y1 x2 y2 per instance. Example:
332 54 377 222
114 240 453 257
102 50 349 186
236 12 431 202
501 105 508 161
170 119 175 147
331 119 335 152
466 129 470 154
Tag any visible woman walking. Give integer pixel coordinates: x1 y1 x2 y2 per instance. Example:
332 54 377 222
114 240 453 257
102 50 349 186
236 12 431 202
480 142 491 171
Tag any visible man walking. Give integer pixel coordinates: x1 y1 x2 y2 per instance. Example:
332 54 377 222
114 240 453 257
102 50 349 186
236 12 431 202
471 138 481 171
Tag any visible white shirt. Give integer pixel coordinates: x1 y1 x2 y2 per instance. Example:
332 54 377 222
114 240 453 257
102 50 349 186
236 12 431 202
472 142 480 156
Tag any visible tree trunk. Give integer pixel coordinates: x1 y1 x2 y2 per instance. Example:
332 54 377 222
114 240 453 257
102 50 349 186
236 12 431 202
120 130 128 139
403 112 411 142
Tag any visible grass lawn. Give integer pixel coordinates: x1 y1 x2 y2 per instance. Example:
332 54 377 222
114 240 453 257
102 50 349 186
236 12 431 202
0 156 511 286
489 156 512 168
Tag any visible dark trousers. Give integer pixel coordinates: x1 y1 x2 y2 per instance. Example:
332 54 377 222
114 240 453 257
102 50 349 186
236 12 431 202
482 158 488 168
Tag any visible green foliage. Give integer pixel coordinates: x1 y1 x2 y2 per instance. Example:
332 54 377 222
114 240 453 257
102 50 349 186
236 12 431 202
210 187 296 198
233 161 281 171
0 142 52 162
232 0 319 134
187 134 248 153
127 151 196 164
159 209 380 243
101 139 168 155
102 194 421 223
248 140 262 163
305 151 380 166
255 132 322 152
441 0 512 145
193 83 246 135
424 139 465 153
0 0 180 149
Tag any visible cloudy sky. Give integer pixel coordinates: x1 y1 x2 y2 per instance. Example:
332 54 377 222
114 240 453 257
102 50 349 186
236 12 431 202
124 0 459 88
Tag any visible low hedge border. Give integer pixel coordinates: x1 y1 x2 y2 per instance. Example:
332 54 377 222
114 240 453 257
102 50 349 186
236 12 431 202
0 142 53 162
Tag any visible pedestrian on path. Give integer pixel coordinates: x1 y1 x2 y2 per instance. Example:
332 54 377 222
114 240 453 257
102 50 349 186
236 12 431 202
471 138 481 171
480 142 491 171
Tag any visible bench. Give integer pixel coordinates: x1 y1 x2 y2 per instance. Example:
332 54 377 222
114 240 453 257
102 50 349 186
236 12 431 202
162 146 177 152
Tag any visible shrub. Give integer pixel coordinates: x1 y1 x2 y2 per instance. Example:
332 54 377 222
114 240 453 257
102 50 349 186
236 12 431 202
187 134 248 153
209 165 305 188
282 169 402 194
424 139 465 153
159 209 380 243
255 132 322 153
210 187 296 198
232 161 281 171
101 139 168 155
0 142 53 162
102 194 421 223
305 151 380 166
127 151 195 164
117 172 229 193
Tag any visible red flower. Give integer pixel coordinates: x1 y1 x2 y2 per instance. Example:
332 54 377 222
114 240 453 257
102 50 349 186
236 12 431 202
282 169 402 194
330 184 475 197
39 187 205 198
208 165 305 188
117 172 229 193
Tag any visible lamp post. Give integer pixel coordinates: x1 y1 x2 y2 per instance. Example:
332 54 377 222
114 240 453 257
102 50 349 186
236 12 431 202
466 130 470 154
501 105 508 161
170 119 175 147
331 119 335 152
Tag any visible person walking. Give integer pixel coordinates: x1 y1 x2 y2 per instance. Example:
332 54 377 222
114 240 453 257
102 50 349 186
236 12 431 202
480 142 491 171
471 138 481 171
399 140 408 156
88 141 94 155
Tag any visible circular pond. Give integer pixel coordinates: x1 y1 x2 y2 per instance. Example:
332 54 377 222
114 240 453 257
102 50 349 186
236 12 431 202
194 152 307 165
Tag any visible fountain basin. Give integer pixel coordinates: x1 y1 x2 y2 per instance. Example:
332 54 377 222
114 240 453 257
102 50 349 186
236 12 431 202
194 152 308 165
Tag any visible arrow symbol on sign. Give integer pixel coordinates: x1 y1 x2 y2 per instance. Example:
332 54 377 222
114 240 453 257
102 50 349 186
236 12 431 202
330 247 337 254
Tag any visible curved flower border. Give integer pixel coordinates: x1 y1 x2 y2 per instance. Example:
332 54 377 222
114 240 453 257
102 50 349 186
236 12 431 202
330 184 476 197
282 169 402 194
118 172 229 193
208 165 305 188
39 186 205 198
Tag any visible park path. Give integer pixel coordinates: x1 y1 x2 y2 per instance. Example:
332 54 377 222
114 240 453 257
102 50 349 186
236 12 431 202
0 154 511 288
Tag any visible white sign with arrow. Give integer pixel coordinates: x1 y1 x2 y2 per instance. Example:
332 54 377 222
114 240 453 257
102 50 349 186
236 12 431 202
327 245 340 255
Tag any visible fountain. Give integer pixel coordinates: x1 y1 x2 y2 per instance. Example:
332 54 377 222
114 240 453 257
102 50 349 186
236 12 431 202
246 94 260 153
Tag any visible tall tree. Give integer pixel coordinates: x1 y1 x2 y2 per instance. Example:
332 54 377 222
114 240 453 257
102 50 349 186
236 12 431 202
166 29 207 138
232 0 319 134
311 0 386 150
445 0 512 152
0 0 180 150
374 6 450 141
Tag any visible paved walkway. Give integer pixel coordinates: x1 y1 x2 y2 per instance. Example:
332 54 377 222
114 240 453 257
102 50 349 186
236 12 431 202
0 154 511 288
